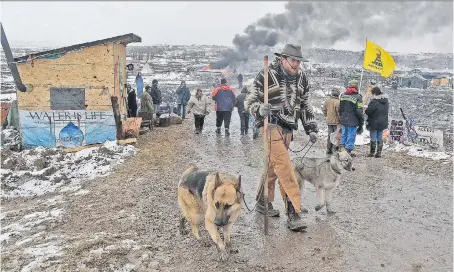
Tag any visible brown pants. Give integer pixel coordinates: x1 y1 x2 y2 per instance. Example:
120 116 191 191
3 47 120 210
257 125 301 213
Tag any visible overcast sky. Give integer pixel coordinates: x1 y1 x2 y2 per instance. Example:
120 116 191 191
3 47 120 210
0 1 452 53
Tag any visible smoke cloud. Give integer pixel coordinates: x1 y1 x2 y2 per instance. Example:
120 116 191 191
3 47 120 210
210 1 453 69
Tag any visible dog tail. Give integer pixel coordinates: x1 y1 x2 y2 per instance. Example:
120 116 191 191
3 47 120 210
178 166 199 187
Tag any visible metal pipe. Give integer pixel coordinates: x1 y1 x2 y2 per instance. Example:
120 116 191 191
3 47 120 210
1 22 27 92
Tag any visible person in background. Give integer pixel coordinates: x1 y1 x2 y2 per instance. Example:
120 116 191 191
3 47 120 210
365 86 389 158
187 88 210 134
323 88 341 154
339 79 364 156
139 85 154 121
176 80 191 119
362 79 377 110
135 72 144 98
234 86 250 135
150 79 162 114
237 73 244 89
126 84 137 118
211 78 236 136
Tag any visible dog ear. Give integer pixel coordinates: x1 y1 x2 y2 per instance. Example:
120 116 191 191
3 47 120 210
236 175 242 192
214 172 222 188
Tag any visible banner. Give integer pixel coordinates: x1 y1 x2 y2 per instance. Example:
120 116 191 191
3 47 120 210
20 110 116 148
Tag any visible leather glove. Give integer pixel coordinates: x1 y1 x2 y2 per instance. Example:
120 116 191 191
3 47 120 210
357 126 363 135
259 103 271 117
309 132 318 143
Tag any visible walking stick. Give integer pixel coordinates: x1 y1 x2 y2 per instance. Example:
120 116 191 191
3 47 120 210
263 55 269 235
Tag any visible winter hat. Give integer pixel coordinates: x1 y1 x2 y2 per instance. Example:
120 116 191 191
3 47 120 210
349 79 358 88
145 85 151 90
220 78 227 84
371 86 382 95
331 88 340 96
152 79 158 84
370 79 377 85
241 86 248 93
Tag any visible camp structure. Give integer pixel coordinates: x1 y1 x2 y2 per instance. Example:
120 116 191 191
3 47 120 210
13 33 142 149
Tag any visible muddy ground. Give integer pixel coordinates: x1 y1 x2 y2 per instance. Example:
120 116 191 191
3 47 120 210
1 112 453 272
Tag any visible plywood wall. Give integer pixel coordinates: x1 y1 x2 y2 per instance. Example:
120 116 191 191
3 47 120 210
17 43 115 111
112 43 128 115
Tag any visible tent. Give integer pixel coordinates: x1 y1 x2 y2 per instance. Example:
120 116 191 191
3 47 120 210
141 61 153 75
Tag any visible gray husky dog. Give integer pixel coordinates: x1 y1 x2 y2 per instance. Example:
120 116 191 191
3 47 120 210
294 150 354 214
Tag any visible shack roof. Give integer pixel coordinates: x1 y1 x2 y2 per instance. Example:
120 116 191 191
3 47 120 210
14 33 141 63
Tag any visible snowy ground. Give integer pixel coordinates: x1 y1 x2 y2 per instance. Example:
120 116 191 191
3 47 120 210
1 130 136 198
1 114 452 271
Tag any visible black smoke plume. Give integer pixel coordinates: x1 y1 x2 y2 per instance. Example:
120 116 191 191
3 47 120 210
210 1 453 69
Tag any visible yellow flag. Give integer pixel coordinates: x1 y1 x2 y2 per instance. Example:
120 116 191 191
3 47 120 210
362 40 396 78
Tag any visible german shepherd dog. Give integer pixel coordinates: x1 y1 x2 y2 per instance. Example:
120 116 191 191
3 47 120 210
177 167 243 261
294 150 354 214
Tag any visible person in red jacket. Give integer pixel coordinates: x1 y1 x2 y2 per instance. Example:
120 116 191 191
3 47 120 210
211 78 236 136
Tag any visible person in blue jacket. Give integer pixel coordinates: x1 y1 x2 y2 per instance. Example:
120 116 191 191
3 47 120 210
175 80 191 119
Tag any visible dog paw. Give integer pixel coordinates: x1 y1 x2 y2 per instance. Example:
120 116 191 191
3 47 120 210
327 210 337 216
229 248 239 254
301 207 309 213
180 229 189 236
315 204 324 212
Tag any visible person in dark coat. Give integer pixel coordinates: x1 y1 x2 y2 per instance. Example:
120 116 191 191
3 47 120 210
365 86 389 158
175 80 191 119
339 79 364 156
237 73 244 89
126 84 137 118
150 79 162 113
234 86 250 135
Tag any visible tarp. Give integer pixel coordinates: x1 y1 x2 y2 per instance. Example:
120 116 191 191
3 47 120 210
141 61 153 75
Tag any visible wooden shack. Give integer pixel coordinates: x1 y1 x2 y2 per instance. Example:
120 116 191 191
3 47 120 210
14 33 141 148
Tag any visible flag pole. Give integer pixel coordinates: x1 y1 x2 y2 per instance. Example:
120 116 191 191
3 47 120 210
358 38 367 94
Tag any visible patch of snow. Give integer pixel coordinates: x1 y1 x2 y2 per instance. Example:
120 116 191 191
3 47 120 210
313 89 327 97
0 93 16 102
355 133 371 146
312 106 324 115
22 242 63 272
390 143 452 161
1 142 136 198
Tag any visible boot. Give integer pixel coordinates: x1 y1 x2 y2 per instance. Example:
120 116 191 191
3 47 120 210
367 141 377 157
286 198 307 231
240 128 244 136
255 199 280 217
375 141 383 158
245 128 249 135
225 128 230 136
215 127 221 135
255 190 280 217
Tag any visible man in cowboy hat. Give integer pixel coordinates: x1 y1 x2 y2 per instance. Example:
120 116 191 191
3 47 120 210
245 44 319 231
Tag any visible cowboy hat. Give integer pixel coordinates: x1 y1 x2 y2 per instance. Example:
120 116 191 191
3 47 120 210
274 44 306 61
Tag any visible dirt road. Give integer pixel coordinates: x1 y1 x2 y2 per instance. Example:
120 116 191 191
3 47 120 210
1 112 452 272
